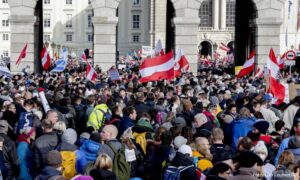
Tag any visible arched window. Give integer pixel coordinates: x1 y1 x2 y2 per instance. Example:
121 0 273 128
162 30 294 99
226 0 235 27
199 0 212 27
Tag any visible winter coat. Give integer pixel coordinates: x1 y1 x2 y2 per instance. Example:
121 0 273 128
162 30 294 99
231 167 259 180
33 131 59 172
231 116 256 149
35 166 62 180
170 152 198 180
90 169 117 180
17 135 33 180
0 133 20 179
134 101 151 119
210 144 235 163
192 150 213 172
79 139 101 163
87 104 110 131
283 104 299 129
98 139 122 160
118 116 135 137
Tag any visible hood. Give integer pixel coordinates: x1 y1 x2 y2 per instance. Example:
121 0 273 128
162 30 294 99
82 139 100 153
38 166 61 180
94 104 109 111
17 134 30 144
60 141 78 151
171 152 193 167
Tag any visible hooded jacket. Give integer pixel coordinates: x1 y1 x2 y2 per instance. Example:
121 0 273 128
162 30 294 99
170 152 198 180
87 104 110 131
35 166 62 180
79 139 101 162
231 116 256 149
90 169 117 180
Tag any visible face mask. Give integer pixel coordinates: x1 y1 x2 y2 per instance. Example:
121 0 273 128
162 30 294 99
258 154 267 162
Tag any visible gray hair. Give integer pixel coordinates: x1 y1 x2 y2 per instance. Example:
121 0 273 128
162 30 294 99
194 113 208 124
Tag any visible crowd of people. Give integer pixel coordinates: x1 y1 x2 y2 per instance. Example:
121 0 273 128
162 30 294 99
0 62 300 180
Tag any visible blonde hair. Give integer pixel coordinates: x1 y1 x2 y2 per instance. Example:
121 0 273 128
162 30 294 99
195 137 213 160
94 153 113 171
278 150 295 167
212 128 224 142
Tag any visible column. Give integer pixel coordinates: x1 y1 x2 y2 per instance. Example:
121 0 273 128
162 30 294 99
149 0 155 47
93 16 118 71
213 0 219 30
10 15 36 73
154 0 167 47
220 0 226 30
256 18 282 67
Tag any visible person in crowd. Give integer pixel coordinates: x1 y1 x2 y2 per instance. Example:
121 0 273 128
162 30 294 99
194 113 213 133
89 153 117 180
207 162 232 180
79 132 101 164
273 150 296 180
35 150 65 180
33 118 59 173
118 106 137 136
16 99 34 135
192 136 213 171
17 127 36 180
134 92 151 120
0 120 20 179
210 128 234 164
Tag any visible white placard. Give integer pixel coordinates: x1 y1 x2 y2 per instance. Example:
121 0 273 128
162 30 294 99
39 91 50 113
141 46 153 58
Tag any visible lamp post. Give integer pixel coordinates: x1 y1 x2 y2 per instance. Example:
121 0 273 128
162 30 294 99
51 42 56 60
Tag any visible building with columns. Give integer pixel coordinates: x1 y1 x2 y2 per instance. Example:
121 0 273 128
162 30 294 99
3 0 300 73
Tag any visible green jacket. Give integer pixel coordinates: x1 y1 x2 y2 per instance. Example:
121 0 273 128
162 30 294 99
87 104 110 131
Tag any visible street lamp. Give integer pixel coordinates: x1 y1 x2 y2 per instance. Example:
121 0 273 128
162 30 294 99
51 42 56 60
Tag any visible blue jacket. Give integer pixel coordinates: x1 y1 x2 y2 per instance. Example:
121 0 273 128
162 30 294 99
118 116 135 136
231 116 256 149
17 141 32 180
79 139 101 163
275 137 290 166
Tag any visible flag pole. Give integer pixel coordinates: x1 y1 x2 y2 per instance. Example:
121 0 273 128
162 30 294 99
173 48 176 91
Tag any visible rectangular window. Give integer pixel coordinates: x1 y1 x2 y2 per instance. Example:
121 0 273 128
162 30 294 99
66 14 72 28
2 34 8 41
88 34 93 42
2 13 9 27
44 13 51 28
88 14 92 28
66 0 72 5
44 35 50 42
44 0 50 4
199 0 212 27
226 1 235 27
132 35 139 42
132 15 140 29
66 34 72 42
2 0 8 3
2 50 8 57
132 0 140 6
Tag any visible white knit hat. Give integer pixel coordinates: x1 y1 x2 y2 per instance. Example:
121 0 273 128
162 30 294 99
178 145 193 157
254 141 268 156
174 136 187 149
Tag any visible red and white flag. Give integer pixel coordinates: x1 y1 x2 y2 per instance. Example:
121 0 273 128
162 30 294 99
40 47 51 70
237 50 255 78
254 67 264 78
219 42 230 52
139 51 174 82
154 39 165 56
86 63 97 81
16 43 28 65
174 48 189 77
267 48 285 105
277 53 285 70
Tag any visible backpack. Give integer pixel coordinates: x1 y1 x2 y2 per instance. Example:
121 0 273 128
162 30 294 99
133 132 147 154
107 143 130 180
164 165 193 180
97 108 112 127
60 151 77 179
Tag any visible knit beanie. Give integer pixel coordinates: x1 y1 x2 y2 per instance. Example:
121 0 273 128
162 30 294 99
254 141 268 156
46 150 62 168
253 120 270 134
62 128 77 145
174 136 187 149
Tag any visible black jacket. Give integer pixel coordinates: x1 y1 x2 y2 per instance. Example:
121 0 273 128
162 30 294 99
90 169 117 180
134 101 151 119
0 133 20 179
33 131 59 172
170 152 198 180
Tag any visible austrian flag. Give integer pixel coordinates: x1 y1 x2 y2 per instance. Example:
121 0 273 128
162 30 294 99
40 47 51 70
237 50 255 78
86 63 97 81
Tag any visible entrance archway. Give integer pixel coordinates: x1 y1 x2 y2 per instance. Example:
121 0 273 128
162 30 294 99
199 41 212 57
